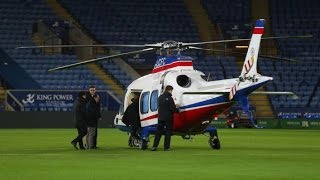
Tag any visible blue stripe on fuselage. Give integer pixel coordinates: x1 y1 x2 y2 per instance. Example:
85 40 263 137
180 95 228 110
180 81 269 110
233 81 270 100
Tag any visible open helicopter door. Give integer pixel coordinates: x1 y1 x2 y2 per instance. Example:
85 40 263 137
139 84 161 128
114 90 142 128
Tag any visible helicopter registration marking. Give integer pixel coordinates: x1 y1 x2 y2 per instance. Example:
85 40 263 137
152 60 193 73
154 57 166 68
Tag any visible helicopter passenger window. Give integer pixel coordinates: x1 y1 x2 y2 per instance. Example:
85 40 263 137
140 92 150 114
150 90 159 111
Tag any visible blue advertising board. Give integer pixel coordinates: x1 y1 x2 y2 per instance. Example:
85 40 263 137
277 108 320 119
7 90 120 112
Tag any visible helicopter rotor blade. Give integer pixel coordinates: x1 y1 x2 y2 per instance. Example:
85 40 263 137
16 44 149 49
183 35 312 46
188 46 302 63
48 48 154 72
257 54 302 63
207 49 302 62
16 35 312 50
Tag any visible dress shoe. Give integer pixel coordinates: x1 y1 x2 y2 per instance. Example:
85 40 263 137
71 141 78 150
151 147 157 151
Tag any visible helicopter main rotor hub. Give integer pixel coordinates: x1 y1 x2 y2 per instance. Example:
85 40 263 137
161 41 183 50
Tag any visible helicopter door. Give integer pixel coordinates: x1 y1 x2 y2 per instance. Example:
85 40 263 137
139 87 160 127
114 90 141 127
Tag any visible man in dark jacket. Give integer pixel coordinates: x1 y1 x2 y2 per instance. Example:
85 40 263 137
86 94 101 149
71 91 87 150
151 85 179 151
86 85 101 149
122 97 141 147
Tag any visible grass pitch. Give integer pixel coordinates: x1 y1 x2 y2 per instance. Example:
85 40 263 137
0 128 319 180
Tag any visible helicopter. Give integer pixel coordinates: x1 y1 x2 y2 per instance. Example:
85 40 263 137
17 19 309 150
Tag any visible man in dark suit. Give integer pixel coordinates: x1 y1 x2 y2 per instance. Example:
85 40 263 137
71 91 87 150
122 97 141 147
86 85 101 149
151 85 179 151
86 94 101 149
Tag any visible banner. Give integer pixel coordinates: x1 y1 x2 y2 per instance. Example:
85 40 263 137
277 108 320 119
6 90 120 112
257 119 280 128
211 119 227 128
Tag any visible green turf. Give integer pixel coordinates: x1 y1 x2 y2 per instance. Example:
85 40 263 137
0 128 319 180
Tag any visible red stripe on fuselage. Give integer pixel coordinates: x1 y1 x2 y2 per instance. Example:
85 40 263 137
174 102 234 132
152 61 193 73
253 28 264 34
141 114 158 121
140 102 234 133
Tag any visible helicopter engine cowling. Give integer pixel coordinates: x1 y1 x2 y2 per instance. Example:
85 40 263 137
176 75 191 88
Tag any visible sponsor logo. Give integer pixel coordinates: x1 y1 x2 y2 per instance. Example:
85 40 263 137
22 93 74 104
22 94 35 104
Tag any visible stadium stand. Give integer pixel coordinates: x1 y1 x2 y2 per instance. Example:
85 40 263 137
0 0 108 90
201 0 251 39
99 59 132 88
262 0 320 115
192 55 238 81
59 0 201 45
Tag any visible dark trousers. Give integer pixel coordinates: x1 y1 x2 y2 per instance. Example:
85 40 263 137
152 120 173 149
72 126 87 148
128 125 140 147
130 124 140 138
93 127 98 147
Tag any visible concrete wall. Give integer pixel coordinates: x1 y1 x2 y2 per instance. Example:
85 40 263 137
0 111 117 128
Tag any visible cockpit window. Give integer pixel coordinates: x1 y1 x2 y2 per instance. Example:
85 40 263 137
140 92 150 114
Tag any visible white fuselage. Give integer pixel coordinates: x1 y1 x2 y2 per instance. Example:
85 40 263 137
114 68 272 133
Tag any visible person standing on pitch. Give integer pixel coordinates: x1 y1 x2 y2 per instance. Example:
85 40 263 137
87 85 101 149
71 91 87 150
86 94 101 149
151 85 179 151
122 96 141 147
